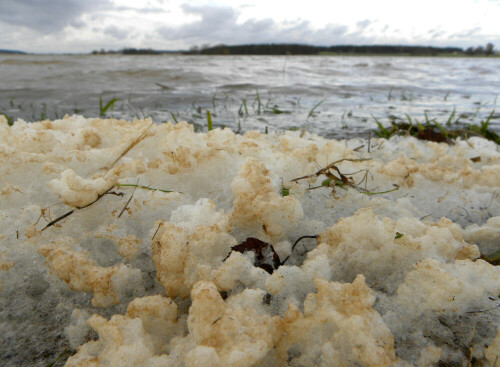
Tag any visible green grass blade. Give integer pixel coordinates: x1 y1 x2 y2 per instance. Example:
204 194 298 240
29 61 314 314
206 110 213 131
372 114 390 138
405 114 412 125
255 90 262 115
415 119 425 131
480 109 495 134
445 108 456 126
307 99 325 120
424 112 431 124
115 183 179 193
242 99 248 115
99 97 120 116
433 120 448 137
170 112 178 123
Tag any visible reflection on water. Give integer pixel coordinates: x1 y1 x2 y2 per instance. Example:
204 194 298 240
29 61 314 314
0 54 499 138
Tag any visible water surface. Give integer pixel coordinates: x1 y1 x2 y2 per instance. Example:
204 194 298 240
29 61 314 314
1 54 499 137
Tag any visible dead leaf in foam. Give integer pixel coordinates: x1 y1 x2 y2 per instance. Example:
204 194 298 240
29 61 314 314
226 237 281 274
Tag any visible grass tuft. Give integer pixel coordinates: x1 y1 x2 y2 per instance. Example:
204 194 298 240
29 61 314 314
372 109 499 144
468 110 499 143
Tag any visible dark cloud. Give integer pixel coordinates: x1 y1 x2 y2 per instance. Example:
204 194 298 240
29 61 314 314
157 4 349 46
70 19 87 29
0 0 111 34
104 25 129 40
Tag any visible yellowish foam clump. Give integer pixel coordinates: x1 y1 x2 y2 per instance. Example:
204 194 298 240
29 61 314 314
38 240 142 307
279 275 396 366
185 281 282 367
463 216 500 256
152 199 237 298
48 160 145 208
231 157 303 239
396 258 500 315
316 207 480 292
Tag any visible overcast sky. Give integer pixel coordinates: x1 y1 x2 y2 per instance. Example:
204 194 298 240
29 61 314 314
1 0 499 53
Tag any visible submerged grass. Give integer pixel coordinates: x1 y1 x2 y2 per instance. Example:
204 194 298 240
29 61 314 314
2 91 499 146
372 109 499 144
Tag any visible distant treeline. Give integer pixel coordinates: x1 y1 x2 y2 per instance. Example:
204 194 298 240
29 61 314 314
90 43 497 56
192 44 464 56
91 48 179 55
0 49 27 54
465 43 496 56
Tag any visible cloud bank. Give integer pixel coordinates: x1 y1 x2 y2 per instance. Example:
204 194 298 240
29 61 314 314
0 0 498 53
157 5 351 46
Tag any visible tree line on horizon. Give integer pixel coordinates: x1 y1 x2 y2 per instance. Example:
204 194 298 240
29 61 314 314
190 43 496 56
465 43 495 56
87 43 497 56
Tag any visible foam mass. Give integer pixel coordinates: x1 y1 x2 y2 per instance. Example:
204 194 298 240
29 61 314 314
0 115 499 366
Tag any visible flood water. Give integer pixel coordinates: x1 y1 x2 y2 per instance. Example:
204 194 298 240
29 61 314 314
0 54 499 138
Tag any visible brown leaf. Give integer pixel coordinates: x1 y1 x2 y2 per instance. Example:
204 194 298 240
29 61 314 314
228 237 281 274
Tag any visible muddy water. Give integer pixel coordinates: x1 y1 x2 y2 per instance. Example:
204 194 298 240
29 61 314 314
0 54 499 137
